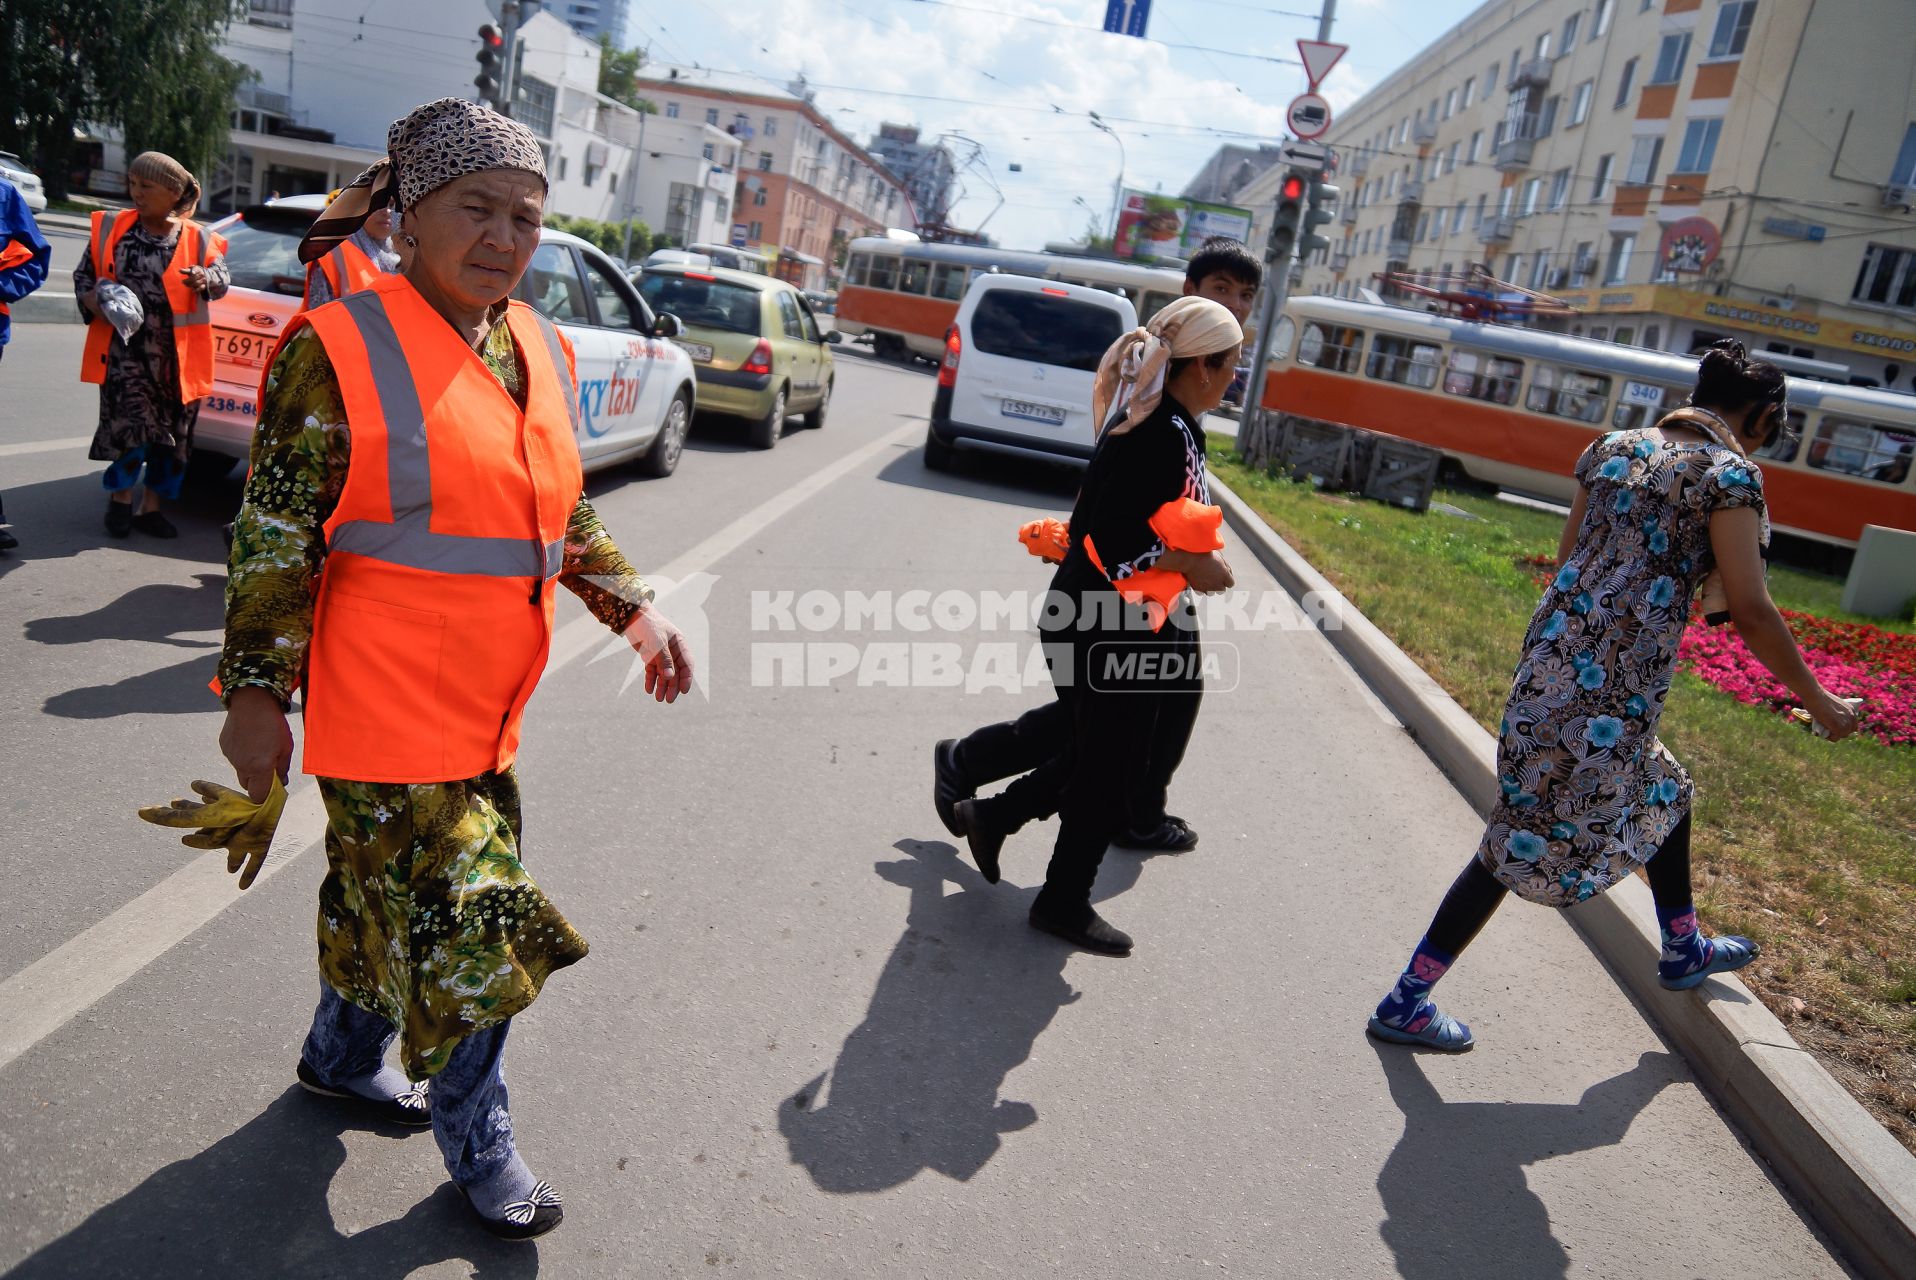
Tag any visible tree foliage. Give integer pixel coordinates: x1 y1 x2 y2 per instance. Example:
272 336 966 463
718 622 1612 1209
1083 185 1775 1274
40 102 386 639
595 33 653 114
543 213 678 264
0 0 249 201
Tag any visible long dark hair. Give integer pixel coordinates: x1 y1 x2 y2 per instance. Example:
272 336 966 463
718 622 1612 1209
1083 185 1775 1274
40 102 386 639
1692 339 1787 448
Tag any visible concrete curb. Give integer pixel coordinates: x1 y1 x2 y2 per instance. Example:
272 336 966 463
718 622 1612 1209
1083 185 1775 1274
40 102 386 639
1212 474 1916 1280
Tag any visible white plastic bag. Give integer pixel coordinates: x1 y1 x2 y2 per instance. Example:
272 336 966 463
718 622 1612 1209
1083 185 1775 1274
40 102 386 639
96 280 144 342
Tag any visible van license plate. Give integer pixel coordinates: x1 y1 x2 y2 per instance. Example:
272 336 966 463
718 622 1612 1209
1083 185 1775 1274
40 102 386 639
676 340 713 362
1001 399 1064 425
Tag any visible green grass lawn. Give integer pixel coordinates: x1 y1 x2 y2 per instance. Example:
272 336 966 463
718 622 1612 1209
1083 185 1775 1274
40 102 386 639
1208 434 1916 1151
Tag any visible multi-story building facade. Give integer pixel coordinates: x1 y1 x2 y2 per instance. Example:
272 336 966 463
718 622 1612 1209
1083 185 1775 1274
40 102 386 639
522 0 628 44
1297 0 1916 389
1182 142 1289 206
633 67 910 287
865 123 956 231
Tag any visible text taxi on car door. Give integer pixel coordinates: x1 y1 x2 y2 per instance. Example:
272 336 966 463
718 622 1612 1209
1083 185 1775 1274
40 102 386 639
196 195 699 478
635 265 837 450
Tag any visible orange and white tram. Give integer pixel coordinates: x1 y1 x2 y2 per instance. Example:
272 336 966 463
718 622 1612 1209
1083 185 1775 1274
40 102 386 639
1261 297 1915 549
837 237 1187 362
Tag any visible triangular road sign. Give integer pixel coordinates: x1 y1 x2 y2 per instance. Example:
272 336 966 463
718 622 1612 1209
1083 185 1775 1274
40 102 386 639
1297 39 1347 89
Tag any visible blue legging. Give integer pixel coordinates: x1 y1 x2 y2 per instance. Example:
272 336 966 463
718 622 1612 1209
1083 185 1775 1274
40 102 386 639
102 446 184 502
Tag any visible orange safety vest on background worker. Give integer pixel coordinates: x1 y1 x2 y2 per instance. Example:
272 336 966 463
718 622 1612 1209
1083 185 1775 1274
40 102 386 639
310 236 386 303
0 239 34 320
294 273 585 784
78 208 225 401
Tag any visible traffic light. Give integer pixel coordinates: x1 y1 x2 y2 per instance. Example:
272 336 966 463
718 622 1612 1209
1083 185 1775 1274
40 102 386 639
475 24 504 108
1267 169 1307 266
1303 179 1340 257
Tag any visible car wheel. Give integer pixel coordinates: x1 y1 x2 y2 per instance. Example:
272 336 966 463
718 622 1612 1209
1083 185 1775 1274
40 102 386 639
803 378 831 429
641 389 691 477
749 386 787 450
923 422 955 472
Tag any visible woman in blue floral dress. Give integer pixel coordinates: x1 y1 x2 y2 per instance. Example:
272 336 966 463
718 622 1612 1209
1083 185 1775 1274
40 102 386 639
1367 341 1860 1052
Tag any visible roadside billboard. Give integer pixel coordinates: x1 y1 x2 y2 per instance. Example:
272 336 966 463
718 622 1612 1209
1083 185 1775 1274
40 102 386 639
1114 190 1253 263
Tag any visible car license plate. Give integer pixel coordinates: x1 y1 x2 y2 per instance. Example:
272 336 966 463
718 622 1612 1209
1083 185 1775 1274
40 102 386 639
676 340 713 362
215 327 274 369
1001 398 1065 426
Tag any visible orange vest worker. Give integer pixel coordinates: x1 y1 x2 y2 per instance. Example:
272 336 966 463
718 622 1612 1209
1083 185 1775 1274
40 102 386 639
294 273 585 784
0 239 33 321
79 209 225 401
310 237 386 303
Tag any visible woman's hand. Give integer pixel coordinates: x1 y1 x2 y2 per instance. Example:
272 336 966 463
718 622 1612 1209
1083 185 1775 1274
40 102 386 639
1806 690 1860 741
624 607 694 704
181 265 209 294
1182 550 1235 594
77 286 97 318
219 686 293 802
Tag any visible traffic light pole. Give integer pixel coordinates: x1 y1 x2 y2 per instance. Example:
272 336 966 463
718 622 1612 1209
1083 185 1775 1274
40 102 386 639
498 0 522 116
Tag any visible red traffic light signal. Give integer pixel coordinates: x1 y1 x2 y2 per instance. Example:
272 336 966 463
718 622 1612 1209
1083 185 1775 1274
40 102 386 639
1281 173 1307 201
478 23 502 49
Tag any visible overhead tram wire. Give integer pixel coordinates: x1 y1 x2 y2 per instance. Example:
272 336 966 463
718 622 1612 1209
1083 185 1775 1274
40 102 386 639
897 0 1302 65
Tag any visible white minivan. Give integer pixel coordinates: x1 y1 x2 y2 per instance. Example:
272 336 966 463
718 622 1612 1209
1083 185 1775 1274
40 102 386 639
924 274 1136 470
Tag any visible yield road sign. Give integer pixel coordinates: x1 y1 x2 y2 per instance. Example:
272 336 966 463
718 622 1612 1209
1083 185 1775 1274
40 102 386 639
1296 39 1347 89
1287 93 1332 140
1104 0 1150 37
1278 140 1329 171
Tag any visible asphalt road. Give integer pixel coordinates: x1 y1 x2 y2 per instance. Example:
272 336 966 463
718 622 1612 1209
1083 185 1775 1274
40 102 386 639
0 325 1853 1278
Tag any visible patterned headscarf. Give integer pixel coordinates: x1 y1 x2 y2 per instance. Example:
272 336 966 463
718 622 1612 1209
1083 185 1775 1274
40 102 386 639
297 97 547 266
1092 296 1243 437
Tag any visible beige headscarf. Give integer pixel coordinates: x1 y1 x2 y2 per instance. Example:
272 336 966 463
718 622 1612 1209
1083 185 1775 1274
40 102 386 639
1092 296 1243 437
127 151 200 216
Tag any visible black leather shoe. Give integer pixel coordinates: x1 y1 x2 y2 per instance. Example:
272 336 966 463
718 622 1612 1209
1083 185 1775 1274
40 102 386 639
296 1058 432 1127
105 501 132 538
1116 815 1199 853
0 526 16 552
953 798 1004 884
933 738 972 837
1028 902 1133 956
131 510 178 539
461 1181 564 1240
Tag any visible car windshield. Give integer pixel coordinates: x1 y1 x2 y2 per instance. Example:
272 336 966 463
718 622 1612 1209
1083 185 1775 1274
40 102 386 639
637 274 761 336
969 291 1125 372
219 212 310 297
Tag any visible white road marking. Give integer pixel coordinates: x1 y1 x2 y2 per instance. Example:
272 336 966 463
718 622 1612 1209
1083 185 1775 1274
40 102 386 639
0 419 923 1075
0 435 93 459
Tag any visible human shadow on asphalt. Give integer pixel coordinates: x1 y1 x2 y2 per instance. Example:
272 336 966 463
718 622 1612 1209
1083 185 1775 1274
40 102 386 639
778 836 1150 1193
873 443 1081 510
7 1088 541 1280
0 468 237 584
1372 1045 1680 1279
24 571 226 647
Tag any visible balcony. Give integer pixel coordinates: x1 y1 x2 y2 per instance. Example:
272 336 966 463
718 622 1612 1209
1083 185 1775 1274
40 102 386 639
1479 215 1516 244
1331 252 1351 272
1387 236 1412 259
1347 152 1370 176
1400 179 1425 204
1495 134 1536 171
1412 119 1439 146
1508 57 1554 91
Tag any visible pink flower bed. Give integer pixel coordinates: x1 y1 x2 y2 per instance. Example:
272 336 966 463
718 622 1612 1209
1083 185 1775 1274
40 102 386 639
1678 611 1916 747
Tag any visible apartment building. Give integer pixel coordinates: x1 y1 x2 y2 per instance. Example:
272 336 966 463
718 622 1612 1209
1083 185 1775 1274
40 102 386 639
632 67 910 287
1302 0 1916 389
866 123 957 230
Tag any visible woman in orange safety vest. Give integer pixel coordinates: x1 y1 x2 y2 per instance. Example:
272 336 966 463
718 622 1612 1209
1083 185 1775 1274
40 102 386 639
213 99 694 1241
73 151 228 539
300 169 402 308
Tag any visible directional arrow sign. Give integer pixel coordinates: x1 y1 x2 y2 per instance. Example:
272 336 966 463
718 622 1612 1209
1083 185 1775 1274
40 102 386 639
1296 39 1347 90
1104 0 1151 37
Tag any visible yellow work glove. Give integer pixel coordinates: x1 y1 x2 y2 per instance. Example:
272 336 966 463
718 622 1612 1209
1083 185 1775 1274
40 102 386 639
138 777 289 890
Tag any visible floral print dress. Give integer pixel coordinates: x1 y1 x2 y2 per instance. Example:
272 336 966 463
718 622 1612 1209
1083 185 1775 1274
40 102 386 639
1478 428 1767 907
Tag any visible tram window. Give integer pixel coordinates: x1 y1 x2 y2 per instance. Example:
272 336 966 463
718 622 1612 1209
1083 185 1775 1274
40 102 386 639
899 260 932 295
1270 315 1296 361
1526 364 1613 423
867 255 899 290
931 263 966 301
1754 409 1806 463
1612 380 1677 431
1805 418 1915 485
1366 335 1440 388
1296 323 1365 374
1442 349 1524 403
846 254 868 286
1613 326 1635 346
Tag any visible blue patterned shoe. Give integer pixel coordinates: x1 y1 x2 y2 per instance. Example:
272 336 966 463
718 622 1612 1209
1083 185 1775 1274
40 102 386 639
1658 934 1759 990
1366 1003 1474 1052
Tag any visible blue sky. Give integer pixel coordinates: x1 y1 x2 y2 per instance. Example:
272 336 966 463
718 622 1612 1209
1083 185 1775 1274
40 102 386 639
626 0 1486 250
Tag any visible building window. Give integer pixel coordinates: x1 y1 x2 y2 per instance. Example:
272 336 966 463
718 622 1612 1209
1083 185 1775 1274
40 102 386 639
1530 252 1552 289
701 142 715 161
705 107 719 125
1487 62 1500 94
1889 123 1916 186
1562 13 1580 53
1467 130 1483 164
1535 32 1551 60
665 102 679 119
1615 57 1638 107
1446 141 1460 174
1571 80 1593 126
758 151 772 172
749 220 764 240
514 76 556 137
765 116 777 137
1538 95 1560 137
1473 193 1487 227
1521 177 1543 215
1675 118 1722 172
1852 243 1916 311
753 187 767 206
1649 33 1691 85
1417 212 1429 241
1594 0 1614 36
557 155 568 181
1605 232 1635 283
1625 136 1663 184
1709 1 1756 57
1462 77 1475 109
1574 240 1596 280
1453 201 1467 233
1549 167 1571 208
1592 153 1614 199
1644 324 1661 349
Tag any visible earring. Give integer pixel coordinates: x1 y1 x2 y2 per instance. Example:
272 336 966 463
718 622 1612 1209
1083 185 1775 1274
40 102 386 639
402 233 418 248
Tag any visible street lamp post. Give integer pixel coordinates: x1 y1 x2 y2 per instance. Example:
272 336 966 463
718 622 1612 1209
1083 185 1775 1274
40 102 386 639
1088 112 1125 242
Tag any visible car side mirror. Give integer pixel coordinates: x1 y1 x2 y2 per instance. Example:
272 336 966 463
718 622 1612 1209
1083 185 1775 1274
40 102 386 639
824 330 842 345
654 313 683 338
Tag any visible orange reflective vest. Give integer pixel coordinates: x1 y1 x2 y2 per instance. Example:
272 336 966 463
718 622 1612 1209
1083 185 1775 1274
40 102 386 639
79 209 226 401
1082 498 1226 632
296 273 585 784
309 236 387 304
0 239 32 319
